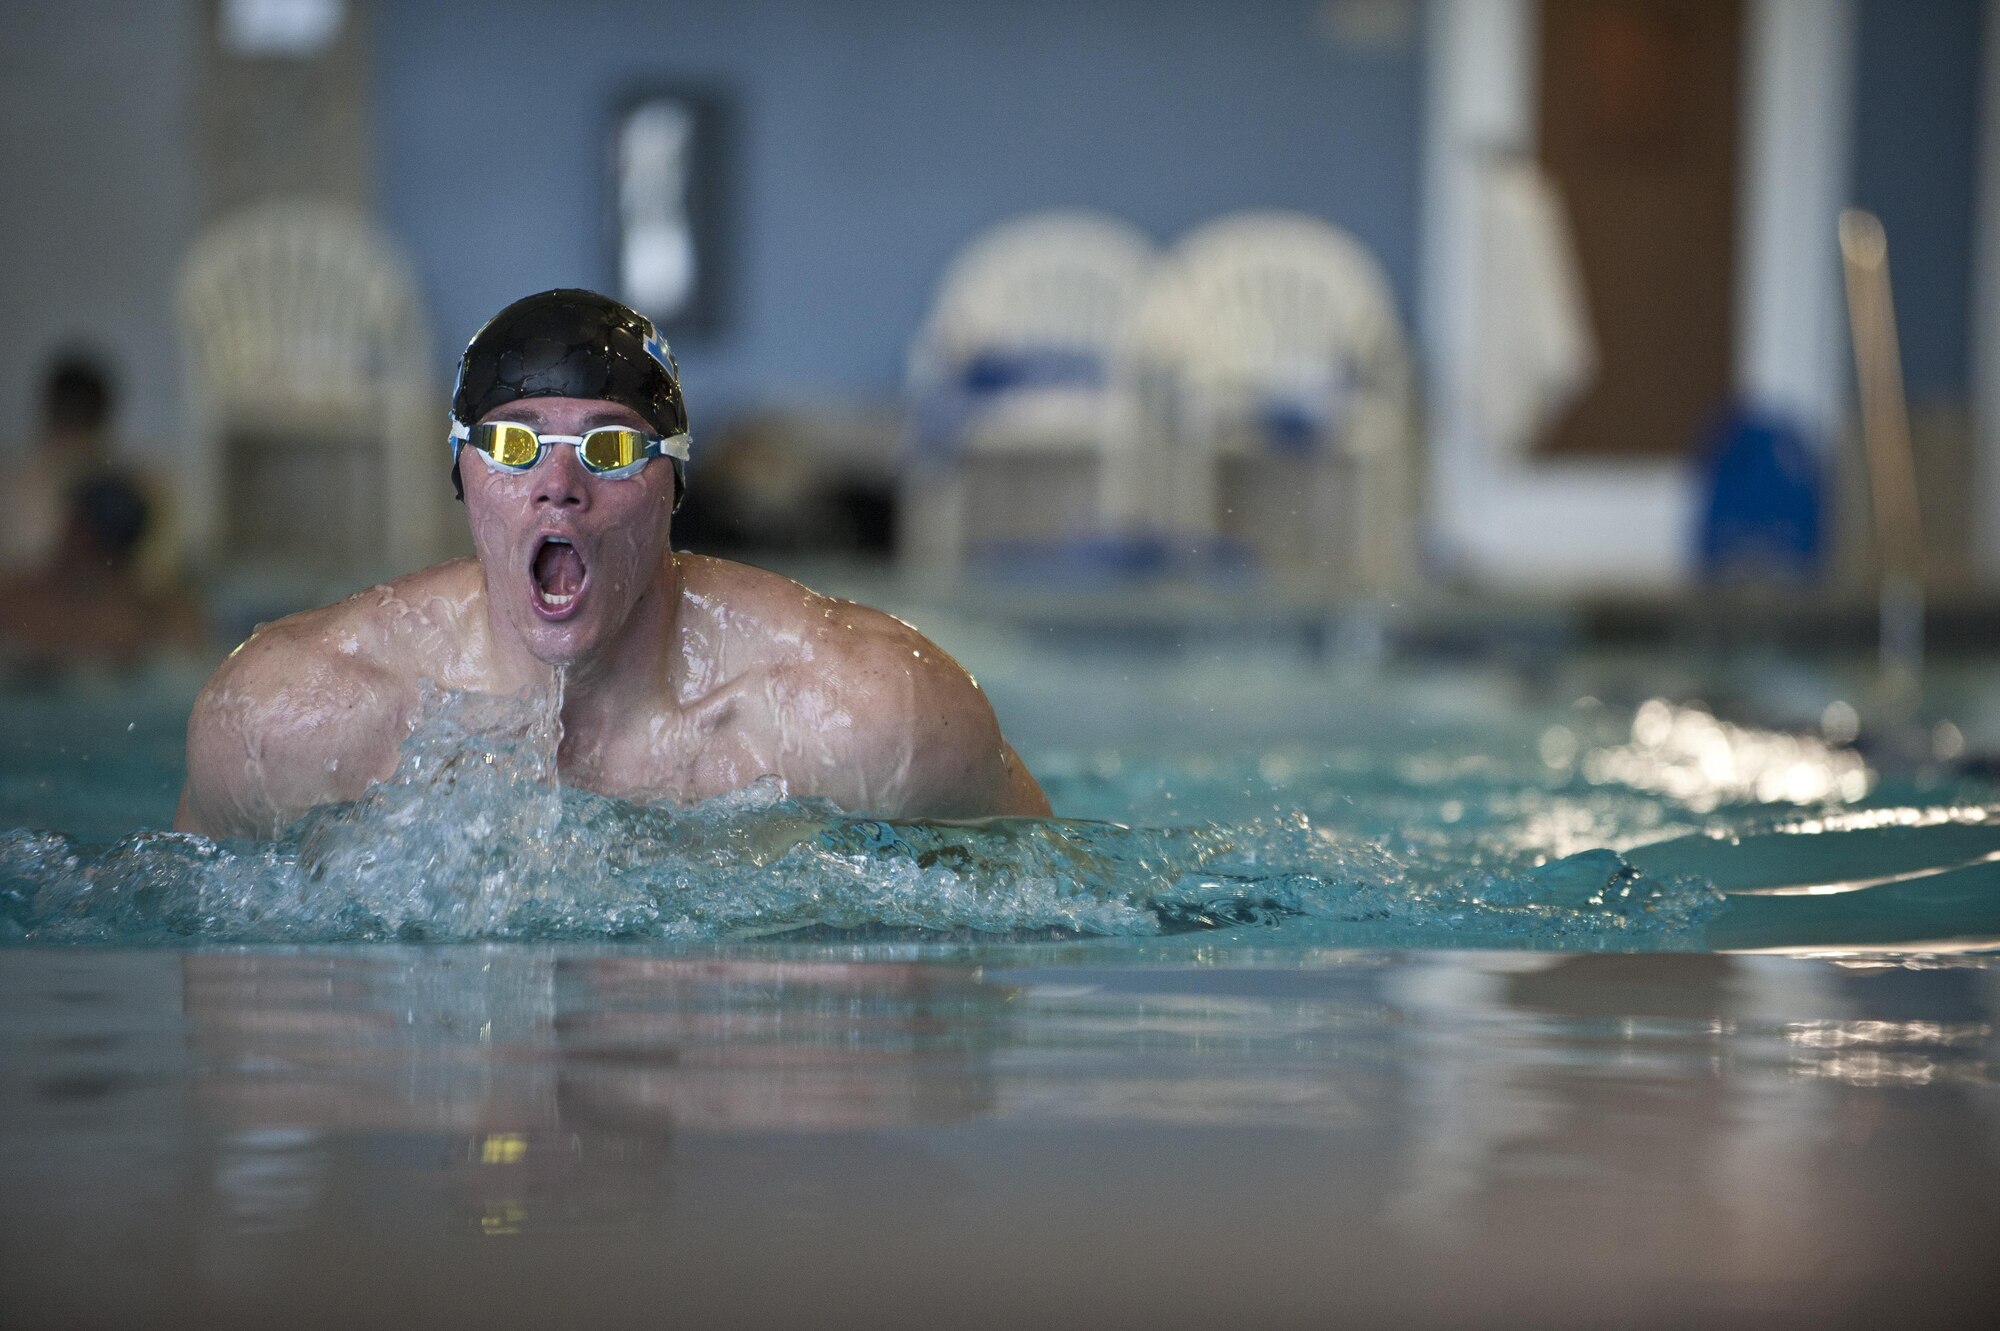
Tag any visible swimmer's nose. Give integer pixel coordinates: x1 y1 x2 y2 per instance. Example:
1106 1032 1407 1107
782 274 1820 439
533 443 590 509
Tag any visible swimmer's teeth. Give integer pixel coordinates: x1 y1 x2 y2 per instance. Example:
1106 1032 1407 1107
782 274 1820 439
531 536 586 609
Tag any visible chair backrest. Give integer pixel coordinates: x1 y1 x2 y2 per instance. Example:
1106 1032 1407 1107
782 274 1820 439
179 199 430 416
911 210 1155 383
177 200 443 570
1128 210 1408 416
1110 212 1417 589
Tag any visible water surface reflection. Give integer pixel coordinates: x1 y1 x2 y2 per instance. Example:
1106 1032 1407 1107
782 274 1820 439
2 946 1997 1328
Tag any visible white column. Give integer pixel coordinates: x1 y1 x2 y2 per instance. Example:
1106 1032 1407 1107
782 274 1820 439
1420 0 1530 579
1735 0 1858 443
1419 0 1536 379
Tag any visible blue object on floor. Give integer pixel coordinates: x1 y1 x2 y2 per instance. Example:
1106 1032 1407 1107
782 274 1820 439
1695 410 1826 583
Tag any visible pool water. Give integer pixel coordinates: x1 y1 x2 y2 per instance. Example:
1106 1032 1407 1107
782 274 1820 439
3 625 1999 1326
5 636 2000 951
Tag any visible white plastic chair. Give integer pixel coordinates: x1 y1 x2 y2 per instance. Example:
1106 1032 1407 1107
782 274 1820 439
178 199 450 573
1118 211 1415 592
900 210 1155 580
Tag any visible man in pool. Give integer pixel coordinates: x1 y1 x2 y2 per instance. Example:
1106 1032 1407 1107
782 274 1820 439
175 289 1048 839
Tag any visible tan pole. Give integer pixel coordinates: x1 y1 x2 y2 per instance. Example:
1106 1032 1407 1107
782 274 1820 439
1838 209 1925 699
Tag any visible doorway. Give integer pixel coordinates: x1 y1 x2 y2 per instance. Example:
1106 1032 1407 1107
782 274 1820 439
1536 0 1745 460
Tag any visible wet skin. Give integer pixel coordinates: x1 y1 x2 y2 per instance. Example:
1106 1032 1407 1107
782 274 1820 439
174 397 1049 839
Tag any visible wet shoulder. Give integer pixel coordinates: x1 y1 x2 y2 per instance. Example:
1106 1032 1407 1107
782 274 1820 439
668 556 1031 816
674 554 967 684
183 567 478 835
204 560 481 721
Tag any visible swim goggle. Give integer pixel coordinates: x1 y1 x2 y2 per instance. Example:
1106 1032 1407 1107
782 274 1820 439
449 420 691 480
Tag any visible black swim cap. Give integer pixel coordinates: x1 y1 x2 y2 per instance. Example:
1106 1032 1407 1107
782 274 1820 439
449 288 689 503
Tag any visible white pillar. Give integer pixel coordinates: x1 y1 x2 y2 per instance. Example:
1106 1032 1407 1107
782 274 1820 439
1735 0 1859 443
1420 0 1532 580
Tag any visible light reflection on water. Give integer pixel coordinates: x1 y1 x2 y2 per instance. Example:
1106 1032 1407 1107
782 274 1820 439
5 946 2000 1323
1583 698 1873 810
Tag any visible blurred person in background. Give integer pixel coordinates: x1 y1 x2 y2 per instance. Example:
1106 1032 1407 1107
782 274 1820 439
3 353 121 576
175 289 1046 838
5 352 186 586
0 474 206 670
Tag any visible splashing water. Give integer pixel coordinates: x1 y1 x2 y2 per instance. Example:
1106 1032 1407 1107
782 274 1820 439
0 683 1728 948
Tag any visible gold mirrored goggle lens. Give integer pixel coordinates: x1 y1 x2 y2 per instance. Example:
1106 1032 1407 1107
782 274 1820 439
468 424 654 474
577 428 647 472
473 422 543 468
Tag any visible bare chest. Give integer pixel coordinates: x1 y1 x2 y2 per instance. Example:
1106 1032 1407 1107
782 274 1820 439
556 669 861 806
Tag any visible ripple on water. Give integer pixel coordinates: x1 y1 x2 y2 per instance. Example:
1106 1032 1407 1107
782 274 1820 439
0 684 1729 948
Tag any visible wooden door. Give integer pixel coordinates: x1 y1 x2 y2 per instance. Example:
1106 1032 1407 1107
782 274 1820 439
1536 0 1743 459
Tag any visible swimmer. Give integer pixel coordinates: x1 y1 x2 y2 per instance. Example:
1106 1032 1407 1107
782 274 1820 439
175 289 1049 838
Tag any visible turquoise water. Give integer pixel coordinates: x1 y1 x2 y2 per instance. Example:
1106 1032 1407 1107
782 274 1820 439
5 643 2000 952
4 639 1998 1328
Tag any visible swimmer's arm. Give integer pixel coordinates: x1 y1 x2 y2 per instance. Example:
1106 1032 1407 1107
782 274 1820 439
990 740 1051 818
174 627 403 839
843 632 1051 819
903 714 1051 820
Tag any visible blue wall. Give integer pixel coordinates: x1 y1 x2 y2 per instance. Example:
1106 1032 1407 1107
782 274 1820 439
372 0 1425 426
1852 0 1982 403
0 0 196 469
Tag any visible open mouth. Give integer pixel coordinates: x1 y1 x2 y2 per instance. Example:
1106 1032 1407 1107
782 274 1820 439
530 536 589 619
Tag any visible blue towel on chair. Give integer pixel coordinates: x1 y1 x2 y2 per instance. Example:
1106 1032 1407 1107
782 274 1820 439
909 348 1104 459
